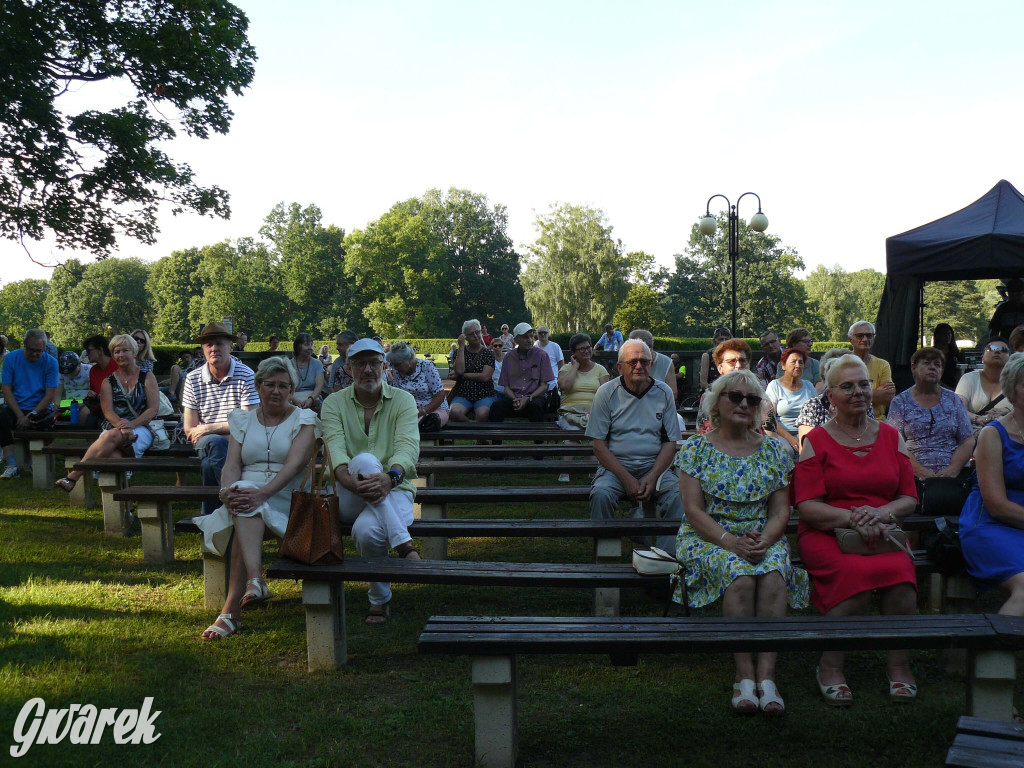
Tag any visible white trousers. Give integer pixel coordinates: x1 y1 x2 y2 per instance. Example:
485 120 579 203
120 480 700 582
337 452 414 606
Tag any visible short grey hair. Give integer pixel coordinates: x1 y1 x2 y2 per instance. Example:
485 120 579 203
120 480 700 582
462 318 482 335
848 320 876 338
617 339 650 363
819 347 850 382
825 354 870 387
1000 352 1024 405
23 329 46 345
109 333 138 357
628 329 654 350
255 356 298 389
386 341 417 366
704 369 768 428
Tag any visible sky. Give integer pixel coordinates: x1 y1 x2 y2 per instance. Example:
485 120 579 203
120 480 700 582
4 0 1024 286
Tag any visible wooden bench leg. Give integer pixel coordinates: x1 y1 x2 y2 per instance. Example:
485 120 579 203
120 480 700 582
594 537 621 617
302 580 346 671
945 574 978 614
202 542 230 610
13 439 29 468
29 439 55 489
98 472 127 535
137 501 174 563
472 655 518 768
927 573 943 614
419 502 447 560
968 650 1016 721
63 458 97 508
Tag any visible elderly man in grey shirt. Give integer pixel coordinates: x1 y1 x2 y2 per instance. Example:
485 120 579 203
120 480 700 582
586 339 685 550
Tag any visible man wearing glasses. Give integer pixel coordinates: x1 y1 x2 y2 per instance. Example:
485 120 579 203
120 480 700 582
848 320 895 419
586 339 684 550
321 338 421 625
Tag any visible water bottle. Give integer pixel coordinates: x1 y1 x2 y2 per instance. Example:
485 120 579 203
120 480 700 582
70 400 79 423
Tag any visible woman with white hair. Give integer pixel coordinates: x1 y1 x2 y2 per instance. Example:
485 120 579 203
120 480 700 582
450 319 496 422
959 352 1024 720
794 347 873 451
794 354 919 706
675 368 808 715
387 342 449 431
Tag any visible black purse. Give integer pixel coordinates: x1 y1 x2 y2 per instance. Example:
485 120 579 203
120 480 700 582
924 517 965 576
917 468 974 517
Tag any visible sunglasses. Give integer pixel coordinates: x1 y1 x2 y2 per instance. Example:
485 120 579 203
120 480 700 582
133 337 146 345
986 345 1009 353
724 391 762 407
852 333 875 340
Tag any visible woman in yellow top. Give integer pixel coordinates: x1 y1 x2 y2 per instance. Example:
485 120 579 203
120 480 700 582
557 333 610 429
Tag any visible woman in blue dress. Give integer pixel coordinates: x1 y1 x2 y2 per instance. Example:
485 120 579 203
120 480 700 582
960 352 1024 719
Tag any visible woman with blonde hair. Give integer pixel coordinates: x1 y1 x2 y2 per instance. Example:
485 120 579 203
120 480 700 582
131 329 157 373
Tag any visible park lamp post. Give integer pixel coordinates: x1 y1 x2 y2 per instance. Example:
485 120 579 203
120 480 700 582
698 193 769 338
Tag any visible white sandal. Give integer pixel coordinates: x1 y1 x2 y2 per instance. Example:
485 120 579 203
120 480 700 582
757 679 785 716
731 679 758 714
201 613 241 640
240 577 271 609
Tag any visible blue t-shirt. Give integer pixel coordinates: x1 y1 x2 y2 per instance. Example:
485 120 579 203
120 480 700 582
1 350 59 411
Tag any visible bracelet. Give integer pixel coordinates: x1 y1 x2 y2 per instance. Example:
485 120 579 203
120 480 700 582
218 487 229 500
719 531 730 545
387 469 403 488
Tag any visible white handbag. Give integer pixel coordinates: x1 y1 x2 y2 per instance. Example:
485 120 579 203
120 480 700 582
631 546 682 576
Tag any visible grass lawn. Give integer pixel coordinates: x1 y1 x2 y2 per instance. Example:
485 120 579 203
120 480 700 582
0 468 1019 767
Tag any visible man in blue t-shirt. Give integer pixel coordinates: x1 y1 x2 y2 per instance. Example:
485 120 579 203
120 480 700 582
0 329 60 479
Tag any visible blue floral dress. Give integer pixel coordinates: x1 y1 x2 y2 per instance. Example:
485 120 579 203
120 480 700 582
673 434 809 608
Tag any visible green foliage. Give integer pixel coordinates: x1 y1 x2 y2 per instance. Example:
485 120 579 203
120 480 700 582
665 215 806 337
923 281 988 344
148 248 207 343
521 203 629 334
65 257 153 339
613 284 670 335
42 259 87 347
0 0 257 256
803 265 858 340
0 279 49 341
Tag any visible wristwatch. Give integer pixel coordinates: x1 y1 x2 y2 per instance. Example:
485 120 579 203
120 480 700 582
886 511 896 524
387 469 404 488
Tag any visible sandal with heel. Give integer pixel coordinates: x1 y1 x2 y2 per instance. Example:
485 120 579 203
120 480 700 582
201 613 241 640
731 679 758 714
816 666 853 707
757 680 785 716
239 577 271 609
55 477 77 493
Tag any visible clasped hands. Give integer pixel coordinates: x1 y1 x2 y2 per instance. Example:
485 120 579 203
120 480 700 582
354 472 391 504
222 485 270 516
848 505 892 548
725 530 769 565
622 473 657 503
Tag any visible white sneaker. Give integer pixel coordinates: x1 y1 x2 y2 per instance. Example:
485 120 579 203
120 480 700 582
558 473 570 483
1 465 20 479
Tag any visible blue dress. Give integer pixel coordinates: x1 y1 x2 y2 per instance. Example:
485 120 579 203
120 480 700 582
959 421 1024 589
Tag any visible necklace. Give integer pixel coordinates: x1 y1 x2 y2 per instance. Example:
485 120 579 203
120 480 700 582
296 358 311 385
832 417 870 442
260 407 288 480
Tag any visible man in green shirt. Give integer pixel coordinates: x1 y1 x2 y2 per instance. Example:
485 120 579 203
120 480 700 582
321 338 421 625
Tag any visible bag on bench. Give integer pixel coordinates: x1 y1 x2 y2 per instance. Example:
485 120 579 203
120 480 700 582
280 438 344 566
835 525 913 558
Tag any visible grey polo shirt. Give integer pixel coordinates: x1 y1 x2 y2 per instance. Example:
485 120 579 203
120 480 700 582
585 377 680 472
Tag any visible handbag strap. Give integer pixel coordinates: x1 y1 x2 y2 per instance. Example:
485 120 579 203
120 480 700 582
316 438 339 495
110 371 143 420
978 393 1005 416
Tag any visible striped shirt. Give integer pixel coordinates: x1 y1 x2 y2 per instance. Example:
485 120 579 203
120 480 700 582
181 358 259 424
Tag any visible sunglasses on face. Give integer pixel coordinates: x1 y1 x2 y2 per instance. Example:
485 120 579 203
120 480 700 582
622 358 652 368
853 333 874 340
724 391 762 407
133 337 146 345
986 345 1009 354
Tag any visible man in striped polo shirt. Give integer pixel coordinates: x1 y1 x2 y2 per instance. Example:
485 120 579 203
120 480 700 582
182 322 261 514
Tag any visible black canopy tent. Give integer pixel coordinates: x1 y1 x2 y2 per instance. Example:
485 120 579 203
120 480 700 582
874 180 1024 374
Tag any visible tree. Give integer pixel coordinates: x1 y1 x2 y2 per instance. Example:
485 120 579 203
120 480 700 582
802 265 856 341
65 258 153 337
923 281 987 343
148 248 207 343
664 215 806 338
0 0 256 258
192 239 287 340
847 269 886 327
42 258 87 346
614 284 670 335
521 203 629 334
0 279 49 342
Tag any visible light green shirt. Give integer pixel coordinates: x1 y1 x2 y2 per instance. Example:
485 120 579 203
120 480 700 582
320 382 420 496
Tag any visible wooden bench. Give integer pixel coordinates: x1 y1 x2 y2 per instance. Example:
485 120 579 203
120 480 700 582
420 444 593 459
946 715 1024 767
14 428 100 488
421 427 591 442
418 614 1024 768
266 555 670 671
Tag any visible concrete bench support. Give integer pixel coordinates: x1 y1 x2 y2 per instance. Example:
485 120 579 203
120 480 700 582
302 580 346 671
202 548 230 610
418 502 447 561
98 471 127 535
137 500 175 564
63 457 96 508
29 439 55 488
968 650 1017 721
472 655 518 768
593 537 621 617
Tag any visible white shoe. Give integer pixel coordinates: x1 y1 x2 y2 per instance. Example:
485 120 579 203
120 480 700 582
1 465 20 479
558 473 570 483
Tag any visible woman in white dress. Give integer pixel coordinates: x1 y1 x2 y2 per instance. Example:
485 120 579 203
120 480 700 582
201 356 320 640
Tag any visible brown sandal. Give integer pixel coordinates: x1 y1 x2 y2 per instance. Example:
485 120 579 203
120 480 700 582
394 541 420 560
365 602 390 625
55 477 77 493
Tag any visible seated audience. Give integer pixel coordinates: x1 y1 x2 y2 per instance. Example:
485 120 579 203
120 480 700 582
780 328 820 389
932 322 964 388
164 350 193 408
765 347 817 454
291 332 325 413
200 356 319 640
887 347 973 479
957 338 1013 431
675 369 808 714
536 326 564 405
697 340 759 433
480 324 493 346
329 330 358 392
498 324 515 352
56 335 167 493
131 329 156 373
267 335 280 353
586 340 684 552
959 352 1024 720
386 342 449 430
848 321 895 418
630 328 677 401
58 351 92 425
318 344 333 367
795 348 865 450
670 353 686 406
794 354 918 706
82 335 120 427
0 329 59 479
557 333 609 430
594 322 624 352
490 322 554 422
756 329 782 388
699 327 732 391
450 319 496 422
232 331 248 352
490 338 505 390
1011 326 1024 354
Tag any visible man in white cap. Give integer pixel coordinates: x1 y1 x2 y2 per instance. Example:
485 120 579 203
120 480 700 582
181 321 260 514
321 337 421 625
489 321 554 422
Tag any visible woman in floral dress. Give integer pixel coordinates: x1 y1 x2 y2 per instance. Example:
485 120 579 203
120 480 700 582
675 368 808 716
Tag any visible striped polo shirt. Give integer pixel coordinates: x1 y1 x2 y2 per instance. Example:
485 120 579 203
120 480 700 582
181 357 260 424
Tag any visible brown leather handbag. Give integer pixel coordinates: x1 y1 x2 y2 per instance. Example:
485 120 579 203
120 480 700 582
280 438 344 565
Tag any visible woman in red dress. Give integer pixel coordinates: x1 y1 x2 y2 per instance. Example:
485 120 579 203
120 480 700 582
794 354 919 707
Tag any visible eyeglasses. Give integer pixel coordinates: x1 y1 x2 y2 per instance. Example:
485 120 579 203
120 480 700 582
853 333 875 340
133 337 146 345
986 345 1010 354
834 380 872 394
724 391 762 407
537 331 549 335
622 358 652 368
573 345 593 353
349 358 384 370
719 356 746 369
